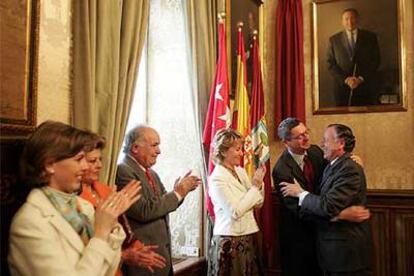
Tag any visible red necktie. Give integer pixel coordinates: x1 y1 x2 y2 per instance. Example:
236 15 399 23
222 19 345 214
145 169 159 196
303 155 315 192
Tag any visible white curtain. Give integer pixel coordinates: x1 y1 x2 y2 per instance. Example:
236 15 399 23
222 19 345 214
146 0 203 257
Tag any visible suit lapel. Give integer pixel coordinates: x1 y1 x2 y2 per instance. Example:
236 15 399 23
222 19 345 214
281 150 307 188
217 165 247 193
321 164 333 191
341 31 354 60
28 189 85 253
320 153 351 193
124 155 160 196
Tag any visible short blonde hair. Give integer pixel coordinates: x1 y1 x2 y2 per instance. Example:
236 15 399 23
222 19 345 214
211 128 243 164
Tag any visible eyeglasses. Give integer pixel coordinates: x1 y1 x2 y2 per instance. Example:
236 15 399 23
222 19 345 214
290 130 310 140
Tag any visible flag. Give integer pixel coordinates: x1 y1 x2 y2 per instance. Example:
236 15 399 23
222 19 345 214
202 18 231 221
232 24 253 178
250 32 274 263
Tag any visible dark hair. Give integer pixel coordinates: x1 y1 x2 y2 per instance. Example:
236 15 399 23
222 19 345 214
20 121 93 188
328 124 356 153
84 132 106 152
342 8 359 18
277 117 301 141
212 128 243 164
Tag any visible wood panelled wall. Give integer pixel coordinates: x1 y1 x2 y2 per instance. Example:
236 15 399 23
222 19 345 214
265 191 414 276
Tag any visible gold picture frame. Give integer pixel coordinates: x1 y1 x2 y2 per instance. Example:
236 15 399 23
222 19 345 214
312 0 408 114
0 0 39 136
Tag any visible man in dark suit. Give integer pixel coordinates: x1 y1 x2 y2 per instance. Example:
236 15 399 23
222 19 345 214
281 124 372 275
116 125 200 276
327 8 380 106
273 118 369 276
273 118 326 276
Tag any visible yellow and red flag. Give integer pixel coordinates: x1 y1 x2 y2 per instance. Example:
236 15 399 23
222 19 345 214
232 24 253 178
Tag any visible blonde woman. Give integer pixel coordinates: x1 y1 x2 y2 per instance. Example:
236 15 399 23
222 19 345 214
208 128 266 276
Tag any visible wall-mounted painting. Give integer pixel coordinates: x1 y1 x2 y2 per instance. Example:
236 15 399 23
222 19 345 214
0 0 39 136
312 0 408 114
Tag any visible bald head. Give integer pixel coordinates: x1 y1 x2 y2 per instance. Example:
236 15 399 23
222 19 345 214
124 125 161 168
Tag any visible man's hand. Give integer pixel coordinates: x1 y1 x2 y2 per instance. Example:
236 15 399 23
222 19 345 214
350 154 364 167
122 244 167 273
174 171 201 198
345 76 363 89
337 205 370 222
279 179 304 198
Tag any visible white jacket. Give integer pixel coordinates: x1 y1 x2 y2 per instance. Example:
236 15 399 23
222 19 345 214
209 165 264 236
8 188 125 276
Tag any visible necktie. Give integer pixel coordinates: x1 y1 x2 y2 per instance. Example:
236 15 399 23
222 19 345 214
303 155 315 192
349 32 355 57
145 169 159 196
321 163 332 188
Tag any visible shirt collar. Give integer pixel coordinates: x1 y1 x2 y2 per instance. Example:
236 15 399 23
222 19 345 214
288 149 307 166
346 29 358 36
127 154 147 171
330 156 340 166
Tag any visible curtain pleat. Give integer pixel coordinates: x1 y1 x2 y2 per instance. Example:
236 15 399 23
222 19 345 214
275 0 305 133
183 0 217 255
72 0 149 184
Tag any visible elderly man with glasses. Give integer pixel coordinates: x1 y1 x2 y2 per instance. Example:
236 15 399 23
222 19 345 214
272 118 369 276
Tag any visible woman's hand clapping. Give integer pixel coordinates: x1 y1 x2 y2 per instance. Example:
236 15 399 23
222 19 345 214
94 180 141 240
252 165 266 189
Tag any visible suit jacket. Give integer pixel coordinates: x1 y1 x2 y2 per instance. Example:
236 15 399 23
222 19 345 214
272 145 327 276
116 155 180 276
209 164 263 236
301 153 372 272
8 188 124 276
327 29 380 106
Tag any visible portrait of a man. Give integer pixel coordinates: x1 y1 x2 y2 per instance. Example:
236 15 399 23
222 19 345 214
313 0 403 112
327 8 380 106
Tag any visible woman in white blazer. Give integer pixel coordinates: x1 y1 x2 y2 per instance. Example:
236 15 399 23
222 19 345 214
8 121 141 276
207 128 266 276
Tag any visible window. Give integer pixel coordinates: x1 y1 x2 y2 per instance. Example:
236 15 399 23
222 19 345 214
121 0 203 258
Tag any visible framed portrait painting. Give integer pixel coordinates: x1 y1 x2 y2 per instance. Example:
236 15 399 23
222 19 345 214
0 0 39 136
312 0 408 114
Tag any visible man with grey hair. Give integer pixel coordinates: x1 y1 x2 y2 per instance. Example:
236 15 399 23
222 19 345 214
272 118 369 276
280 124 372 275
116 125 201 276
